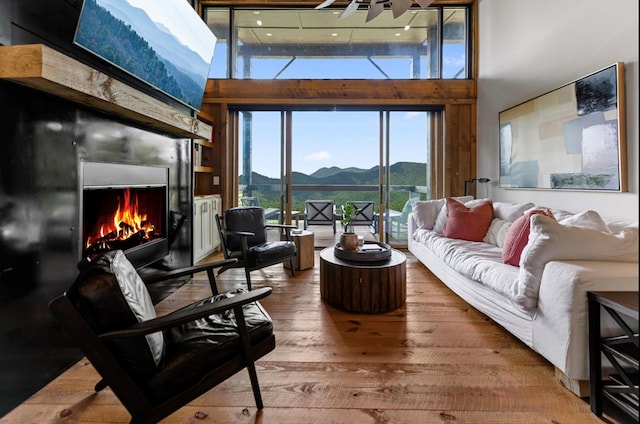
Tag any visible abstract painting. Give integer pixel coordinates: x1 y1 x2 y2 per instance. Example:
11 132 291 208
499 63 627 191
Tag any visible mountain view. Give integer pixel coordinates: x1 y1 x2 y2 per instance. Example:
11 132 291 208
241 161 427 212
75 0 212 110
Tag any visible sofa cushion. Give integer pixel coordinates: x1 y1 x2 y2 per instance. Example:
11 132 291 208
558 210 610 232
412 196 473 232
412 199 444 230
443 198 493 242
483 218 512 247
502 209 555 266
493 201 535 222
516 214 639 310
432 196 476 234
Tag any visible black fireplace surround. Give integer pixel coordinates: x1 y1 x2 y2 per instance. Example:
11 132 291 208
0 80 194 416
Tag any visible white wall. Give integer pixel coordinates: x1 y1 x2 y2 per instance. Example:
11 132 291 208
477 0 639 222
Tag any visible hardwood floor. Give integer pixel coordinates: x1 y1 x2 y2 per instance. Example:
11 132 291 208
0 249 627 424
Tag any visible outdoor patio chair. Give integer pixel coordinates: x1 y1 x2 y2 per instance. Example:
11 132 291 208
304 200 337 233
343 201 376 233
385 198 415 237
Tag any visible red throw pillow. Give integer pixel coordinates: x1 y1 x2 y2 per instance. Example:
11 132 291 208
502 209 556 266
443 198 494 242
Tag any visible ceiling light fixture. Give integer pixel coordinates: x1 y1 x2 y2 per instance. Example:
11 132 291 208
315 0 434 22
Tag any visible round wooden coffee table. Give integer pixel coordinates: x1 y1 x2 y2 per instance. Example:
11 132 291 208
319 247 406 313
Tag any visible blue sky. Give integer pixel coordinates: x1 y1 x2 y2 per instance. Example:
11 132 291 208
216 38 465 177
240 110 429 177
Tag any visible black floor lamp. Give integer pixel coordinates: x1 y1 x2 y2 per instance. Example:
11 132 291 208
464 178 491 198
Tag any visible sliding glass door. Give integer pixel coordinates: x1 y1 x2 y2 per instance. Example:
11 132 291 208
236 108 437 247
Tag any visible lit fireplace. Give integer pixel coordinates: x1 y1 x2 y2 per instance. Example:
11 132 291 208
83 187 163 258
81 162 169 268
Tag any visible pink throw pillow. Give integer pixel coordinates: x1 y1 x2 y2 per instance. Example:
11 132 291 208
502 209 556 266
443 198 493 242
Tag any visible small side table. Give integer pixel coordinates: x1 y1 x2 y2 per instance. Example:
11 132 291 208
588 291 639 421
284 230 315 271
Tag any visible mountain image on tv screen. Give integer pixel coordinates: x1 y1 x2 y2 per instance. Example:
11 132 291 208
74 0 217 111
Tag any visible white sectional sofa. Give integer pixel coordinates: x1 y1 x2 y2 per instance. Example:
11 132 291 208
407 196 639 395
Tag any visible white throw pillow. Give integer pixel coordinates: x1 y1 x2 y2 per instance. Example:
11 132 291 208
492 201 535 222
516 214 639 311
432 195 474 234
411 199 445 230
483 218 512 247
558 210 610 232
111 250 164 366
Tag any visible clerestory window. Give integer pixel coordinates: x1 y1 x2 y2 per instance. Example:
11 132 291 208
204 6 469 80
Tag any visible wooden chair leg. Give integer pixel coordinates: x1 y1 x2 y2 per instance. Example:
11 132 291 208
206 268 218 295
244 268 252 291
247 361 264 410
95 378 108 392
234 306 264 410
288 258 295 276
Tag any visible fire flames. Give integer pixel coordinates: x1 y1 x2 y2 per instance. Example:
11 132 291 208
85 188 158 257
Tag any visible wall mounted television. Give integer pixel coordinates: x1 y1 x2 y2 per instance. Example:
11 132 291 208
74 0 216 111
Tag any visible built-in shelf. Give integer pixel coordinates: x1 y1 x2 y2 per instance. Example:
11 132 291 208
0 44 211 140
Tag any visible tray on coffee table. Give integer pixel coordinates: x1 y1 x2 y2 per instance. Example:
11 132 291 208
334 241 392 262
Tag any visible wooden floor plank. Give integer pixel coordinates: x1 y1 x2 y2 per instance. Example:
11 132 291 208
0 248 626 424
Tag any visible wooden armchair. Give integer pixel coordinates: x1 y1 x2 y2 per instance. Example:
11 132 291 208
48 250 275 424
216 206 297 289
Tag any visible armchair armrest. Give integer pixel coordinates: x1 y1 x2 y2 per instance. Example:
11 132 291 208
99 287 273 340
266 223 296 240
221 229 255 238
266 223 296 230
141 258 238 284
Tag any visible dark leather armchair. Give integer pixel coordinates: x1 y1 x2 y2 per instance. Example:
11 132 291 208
48 250 275 424
240 196 279 221
216 206 297 290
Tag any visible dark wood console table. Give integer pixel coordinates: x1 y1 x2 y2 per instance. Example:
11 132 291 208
319 247 406 313
588 291 639 421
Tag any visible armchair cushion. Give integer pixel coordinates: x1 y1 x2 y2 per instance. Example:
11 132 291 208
70 250 164 378
148 288 273 401
225 207 267 250
248 242 297 267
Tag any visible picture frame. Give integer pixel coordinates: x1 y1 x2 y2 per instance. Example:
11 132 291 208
499 63 627 191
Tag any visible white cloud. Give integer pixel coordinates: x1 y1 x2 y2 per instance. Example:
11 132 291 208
404 111 422 119
305 151 332 161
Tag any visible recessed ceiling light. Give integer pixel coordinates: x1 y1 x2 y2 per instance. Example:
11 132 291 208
404 25 411 31
395 33 401 37
256 20 263 26
331 33 338 37
266 33 272 37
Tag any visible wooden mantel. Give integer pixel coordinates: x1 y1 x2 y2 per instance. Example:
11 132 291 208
0 44 211 140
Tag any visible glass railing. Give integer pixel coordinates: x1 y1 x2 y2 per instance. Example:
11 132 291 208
240 183 429 245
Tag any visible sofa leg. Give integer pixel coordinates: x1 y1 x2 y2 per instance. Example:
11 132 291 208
555 368 590 398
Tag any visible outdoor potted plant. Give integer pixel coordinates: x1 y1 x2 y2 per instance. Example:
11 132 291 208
340 203 359 250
